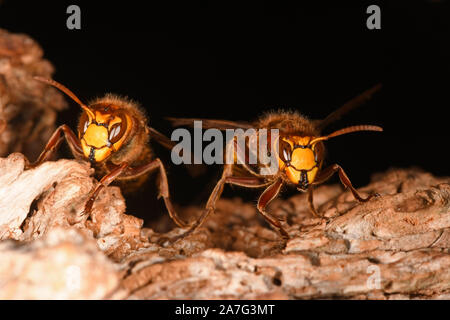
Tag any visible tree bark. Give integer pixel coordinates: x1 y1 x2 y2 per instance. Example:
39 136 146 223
0 29 67 160
0 152 448 299
0 29 449 300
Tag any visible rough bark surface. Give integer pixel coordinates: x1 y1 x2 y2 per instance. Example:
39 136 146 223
0 153 449 299
0 29 67 160
0 227 122 299
0 29 449 300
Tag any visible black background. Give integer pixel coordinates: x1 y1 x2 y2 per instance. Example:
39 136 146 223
1 1 449 223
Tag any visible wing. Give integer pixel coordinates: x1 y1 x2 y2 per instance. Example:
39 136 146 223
147 126 207 177
166 117 252 130
315 83 382 132
147 127 177 150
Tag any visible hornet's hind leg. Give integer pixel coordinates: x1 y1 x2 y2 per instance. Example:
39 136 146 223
83 158 187 228
26 124 83 169
158 164 275 245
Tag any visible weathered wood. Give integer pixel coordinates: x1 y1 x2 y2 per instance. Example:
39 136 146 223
1 152 448 299
0 29 67 160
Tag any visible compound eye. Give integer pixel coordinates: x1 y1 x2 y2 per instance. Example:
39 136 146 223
83 121 89 133
279 139 292 163
108 123 123 144
78 113 90 136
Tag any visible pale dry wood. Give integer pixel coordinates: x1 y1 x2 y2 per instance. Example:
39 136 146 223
1 152 449 299
0 153 150 261
0 153 93 240
0 227 122 299
121 168 450 299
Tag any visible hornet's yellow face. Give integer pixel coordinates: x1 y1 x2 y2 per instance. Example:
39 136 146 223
78 104 132 162
277 136 323 190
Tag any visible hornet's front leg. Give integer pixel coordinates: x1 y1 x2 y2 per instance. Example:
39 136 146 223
307 186 320 218
26 124 83 169
313 164 379 205
86 158 187 228
257 178 289 239
159 164 271 245
307 186 334 222
123 158 188 228
82 162 129 216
